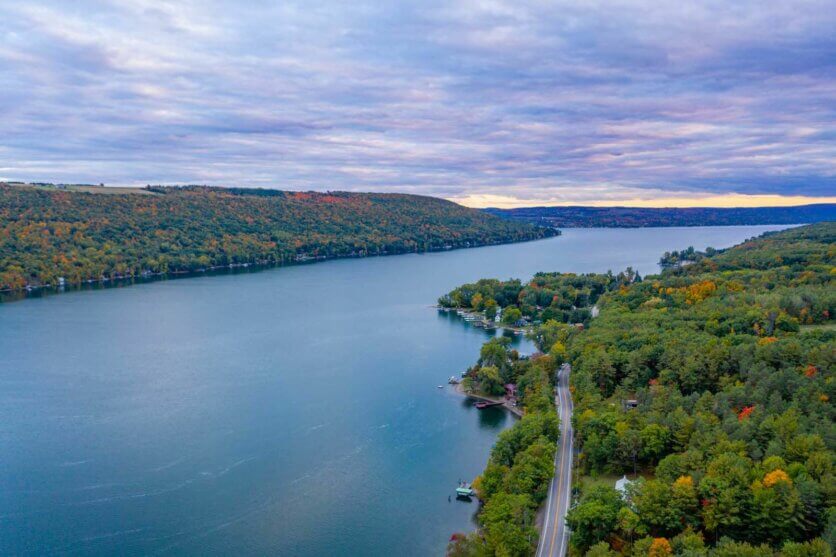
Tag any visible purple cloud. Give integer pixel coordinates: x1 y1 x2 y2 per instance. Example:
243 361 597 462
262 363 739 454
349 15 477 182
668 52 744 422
0 0 834 205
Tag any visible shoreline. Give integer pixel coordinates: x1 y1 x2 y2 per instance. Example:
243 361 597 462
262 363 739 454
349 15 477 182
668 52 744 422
453 381 524 419
435 306 531 335
0 234 559 302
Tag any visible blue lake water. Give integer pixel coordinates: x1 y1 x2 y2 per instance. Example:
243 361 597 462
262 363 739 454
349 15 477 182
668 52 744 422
0 226 789 555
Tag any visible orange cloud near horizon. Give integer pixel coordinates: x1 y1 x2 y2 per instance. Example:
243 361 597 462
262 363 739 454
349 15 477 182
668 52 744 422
450 193 836 210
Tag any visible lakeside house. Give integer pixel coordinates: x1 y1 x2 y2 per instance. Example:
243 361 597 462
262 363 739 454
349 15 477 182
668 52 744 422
504 383 517 398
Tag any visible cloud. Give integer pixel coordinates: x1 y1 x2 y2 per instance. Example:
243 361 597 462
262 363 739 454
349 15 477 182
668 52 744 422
0 0 834 205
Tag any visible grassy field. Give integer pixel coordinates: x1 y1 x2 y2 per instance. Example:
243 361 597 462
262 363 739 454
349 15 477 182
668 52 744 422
801 322 836 332
9 183 157 195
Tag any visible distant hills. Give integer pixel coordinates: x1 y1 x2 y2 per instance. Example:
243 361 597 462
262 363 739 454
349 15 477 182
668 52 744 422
484 204 835 228
0 184 555 292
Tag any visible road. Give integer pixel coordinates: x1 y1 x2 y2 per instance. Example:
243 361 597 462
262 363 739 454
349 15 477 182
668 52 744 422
536 363 573 557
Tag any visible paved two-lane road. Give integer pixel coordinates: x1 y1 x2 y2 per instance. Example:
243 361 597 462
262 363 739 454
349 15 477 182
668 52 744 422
536 363 574 557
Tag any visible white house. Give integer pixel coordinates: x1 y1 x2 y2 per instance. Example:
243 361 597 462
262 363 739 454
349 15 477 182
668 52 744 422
615 475 633 499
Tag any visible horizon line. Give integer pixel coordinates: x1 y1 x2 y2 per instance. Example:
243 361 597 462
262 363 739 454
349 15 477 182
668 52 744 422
4 181 835 210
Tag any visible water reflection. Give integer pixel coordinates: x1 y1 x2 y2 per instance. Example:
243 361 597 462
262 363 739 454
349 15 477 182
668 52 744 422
476 406 509 429
436 308 530 349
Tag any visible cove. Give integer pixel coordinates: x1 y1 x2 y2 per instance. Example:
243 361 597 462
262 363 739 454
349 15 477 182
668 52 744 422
0 226 789 555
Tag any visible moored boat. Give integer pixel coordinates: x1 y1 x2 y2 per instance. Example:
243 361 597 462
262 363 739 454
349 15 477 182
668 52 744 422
456 482 474 497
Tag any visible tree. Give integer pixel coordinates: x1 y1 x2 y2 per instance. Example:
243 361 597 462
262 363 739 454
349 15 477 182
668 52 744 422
780 538 831 557
502 307 522 325
476 365 505 396
480 492 537 557
617 506 642 543
471 292 484 311
670 476 700 532
536 319 573 351
750 473 801 545
578 348 616 396
476 462 509 500
491 412 559 467
503 437 555 503
484 298 498 320
584 542 617 557
648 537 673 557
699 453 753 540
640 424 671 464
480 338 511 370
670 529 707 556
634 480 680 536
446 532 489 557
567 486 624 552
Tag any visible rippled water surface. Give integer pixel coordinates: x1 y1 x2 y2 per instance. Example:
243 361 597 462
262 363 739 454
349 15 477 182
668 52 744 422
0 226 789 555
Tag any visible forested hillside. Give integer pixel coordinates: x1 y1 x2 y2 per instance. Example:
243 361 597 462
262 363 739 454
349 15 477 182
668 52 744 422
565 223 834 556
0 184 556 291
485 205 835 228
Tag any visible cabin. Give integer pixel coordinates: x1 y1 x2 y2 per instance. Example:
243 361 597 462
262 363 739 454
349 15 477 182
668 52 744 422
504 383 517 398
623 399 639 410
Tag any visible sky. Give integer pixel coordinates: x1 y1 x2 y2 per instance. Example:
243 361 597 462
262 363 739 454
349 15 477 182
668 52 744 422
1 1 834 208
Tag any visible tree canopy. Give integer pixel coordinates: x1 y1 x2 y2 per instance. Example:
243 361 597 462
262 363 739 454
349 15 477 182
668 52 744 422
0 184 556 291
446 223 834 557
566 223 834 556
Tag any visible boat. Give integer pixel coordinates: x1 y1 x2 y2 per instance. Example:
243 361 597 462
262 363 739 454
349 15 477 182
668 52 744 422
456 482 475 497
437 385 443 389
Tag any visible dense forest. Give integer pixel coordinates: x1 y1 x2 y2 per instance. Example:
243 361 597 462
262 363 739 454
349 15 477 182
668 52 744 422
444 223 834 556
0 183 556 292
485 205 835 228
565 223 834 557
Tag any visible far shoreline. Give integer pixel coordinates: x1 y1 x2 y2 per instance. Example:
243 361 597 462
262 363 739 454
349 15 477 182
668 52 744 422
0 233 560 304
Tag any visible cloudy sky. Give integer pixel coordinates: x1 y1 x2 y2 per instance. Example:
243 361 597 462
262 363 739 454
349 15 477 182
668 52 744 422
1 1 834 207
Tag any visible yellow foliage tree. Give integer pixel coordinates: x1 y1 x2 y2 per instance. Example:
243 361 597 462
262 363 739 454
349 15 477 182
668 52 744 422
648 537 673 556
763 469 792 488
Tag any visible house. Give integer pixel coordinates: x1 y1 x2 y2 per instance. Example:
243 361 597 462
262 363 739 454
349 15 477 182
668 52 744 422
504 383 517 397
615 475 633 499
623 399 639 410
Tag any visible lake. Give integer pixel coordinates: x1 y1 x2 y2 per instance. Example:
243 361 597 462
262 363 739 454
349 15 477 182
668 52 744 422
0 226 789 556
